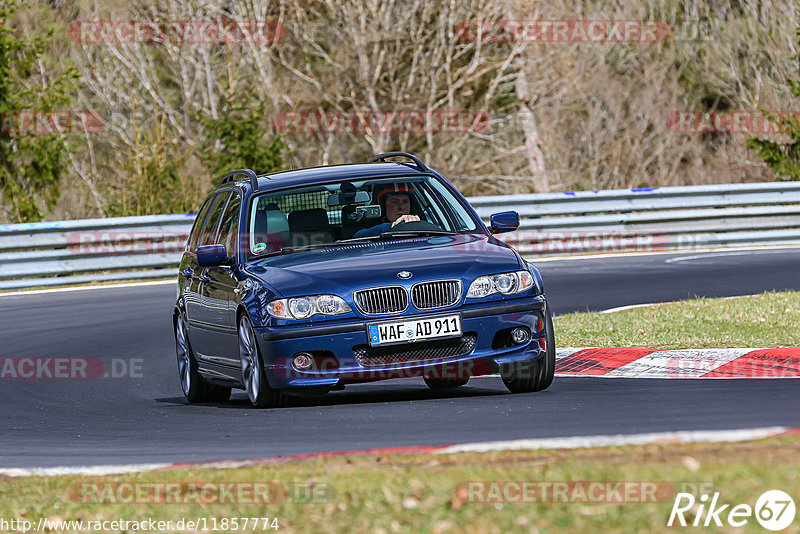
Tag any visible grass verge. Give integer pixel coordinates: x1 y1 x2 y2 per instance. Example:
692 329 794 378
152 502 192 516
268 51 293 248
1 437 798 533
555 291 800 349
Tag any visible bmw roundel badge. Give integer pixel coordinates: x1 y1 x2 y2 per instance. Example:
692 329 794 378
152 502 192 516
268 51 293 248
397 271 412 279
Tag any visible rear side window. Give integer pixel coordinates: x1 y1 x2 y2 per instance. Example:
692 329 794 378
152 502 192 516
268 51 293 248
217 192 242 256
187 195 215 251
197 192 231 248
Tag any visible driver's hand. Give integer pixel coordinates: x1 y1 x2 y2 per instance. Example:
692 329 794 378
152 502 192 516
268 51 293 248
391 214 421 227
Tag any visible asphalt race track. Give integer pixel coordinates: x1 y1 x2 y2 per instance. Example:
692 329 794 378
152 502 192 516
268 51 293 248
1 248 799 469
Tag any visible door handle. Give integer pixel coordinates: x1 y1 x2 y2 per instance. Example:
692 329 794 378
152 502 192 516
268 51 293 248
180 269 193 279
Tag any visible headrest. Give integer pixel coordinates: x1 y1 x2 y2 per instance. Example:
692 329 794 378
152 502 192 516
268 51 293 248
288 208 331 231
254 206 290 248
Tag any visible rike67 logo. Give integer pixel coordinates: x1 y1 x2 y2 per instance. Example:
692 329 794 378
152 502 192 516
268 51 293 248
668 490 796 531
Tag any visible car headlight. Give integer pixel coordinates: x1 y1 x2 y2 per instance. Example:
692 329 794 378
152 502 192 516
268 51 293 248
267 295 352 319
467 270 534 298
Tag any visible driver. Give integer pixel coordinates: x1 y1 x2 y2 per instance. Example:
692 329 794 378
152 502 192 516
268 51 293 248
353 183 420 238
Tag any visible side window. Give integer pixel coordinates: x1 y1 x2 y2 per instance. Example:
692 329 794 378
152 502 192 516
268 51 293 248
416 182 452 230
427 179 477 231
217 192 241 256
198 192 231 247
187 195 215 251
413 187 446 228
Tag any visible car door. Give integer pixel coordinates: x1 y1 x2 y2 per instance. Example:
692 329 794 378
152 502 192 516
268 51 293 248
201 190 242 370
181 193 215 326
185 191 230 354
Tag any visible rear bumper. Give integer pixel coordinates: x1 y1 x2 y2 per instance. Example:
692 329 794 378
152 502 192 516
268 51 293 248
254 296 548 389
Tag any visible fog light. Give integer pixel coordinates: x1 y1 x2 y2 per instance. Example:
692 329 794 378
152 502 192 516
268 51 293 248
293 352 314 370
511 327 530 345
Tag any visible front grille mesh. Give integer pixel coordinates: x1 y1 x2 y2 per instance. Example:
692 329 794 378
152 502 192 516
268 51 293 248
411 280 461 309
353 333 477 366
354 286 408 314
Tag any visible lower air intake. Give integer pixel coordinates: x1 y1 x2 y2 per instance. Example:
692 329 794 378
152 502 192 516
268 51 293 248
353 333 477 366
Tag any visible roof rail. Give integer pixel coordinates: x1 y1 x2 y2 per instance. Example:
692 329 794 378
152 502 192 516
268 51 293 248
368 152 430 173
218 168 259 191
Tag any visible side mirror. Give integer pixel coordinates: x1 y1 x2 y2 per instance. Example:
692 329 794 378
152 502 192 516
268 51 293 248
196 244 229 266
489 211 519 234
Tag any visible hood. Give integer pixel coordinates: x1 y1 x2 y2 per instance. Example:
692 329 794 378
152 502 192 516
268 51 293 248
242 234 522 297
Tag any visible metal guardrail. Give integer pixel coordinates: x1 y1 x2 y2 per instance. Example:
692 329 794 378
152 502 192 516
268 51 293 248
1 182 800 290
0 214 194 290
470 181 800 256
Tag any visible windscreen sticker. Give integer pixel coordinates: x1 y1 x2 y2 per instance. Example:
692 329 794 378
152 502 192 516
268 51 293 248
253 242 267 253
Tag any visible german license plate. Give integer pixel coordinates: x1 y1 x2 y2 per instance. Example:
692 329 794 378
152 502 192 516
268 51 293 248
368 314 462 346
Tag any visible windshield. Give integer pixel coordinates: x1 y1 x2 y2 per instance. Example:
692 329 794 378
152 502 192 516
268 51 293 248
247 175 480 256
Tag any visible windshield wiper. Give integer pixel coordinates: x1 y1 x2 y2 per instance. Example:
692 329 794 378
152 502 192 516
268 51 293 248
378 230 456 239
334 231 456 244
279 241 367 254
338 230 457 243
261 231 458 256
335 235 386 244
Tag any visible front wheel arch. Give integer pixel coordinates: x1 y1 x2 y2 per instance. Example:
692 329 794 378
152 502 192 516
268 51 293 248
501 306 555 393
238 312 286 408
236 305 250 328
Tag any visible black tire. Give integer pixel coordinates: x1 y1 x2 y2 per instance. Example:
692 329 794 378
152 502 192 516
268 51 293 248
239 314 285 408
423 376 469 389
175 314 232 403
501 306 556 393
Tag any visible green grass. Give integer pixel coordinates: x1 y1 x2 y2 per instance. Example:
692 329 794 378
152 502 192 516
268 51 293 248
1 437 799 533
555 291 800 349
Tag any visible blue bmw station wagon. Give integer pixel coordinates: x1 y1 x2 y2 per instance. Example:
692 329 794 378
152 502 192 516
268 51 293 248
174 152 555 408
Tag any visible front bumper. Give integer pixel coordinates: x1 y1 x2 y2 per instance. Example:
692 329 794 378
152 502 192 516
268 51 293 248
254 295 547 389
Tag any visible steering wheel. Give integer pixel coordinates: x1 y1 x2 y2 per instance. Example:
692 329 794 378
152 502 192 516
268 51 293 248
388 220 444 232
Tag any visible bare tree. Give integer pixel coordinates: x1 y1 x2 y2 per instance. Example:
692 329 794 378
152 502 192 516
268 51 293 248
13 0 798 221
